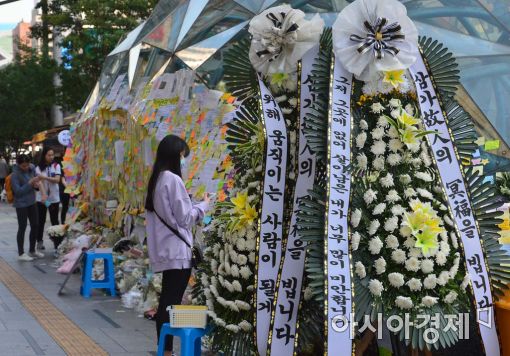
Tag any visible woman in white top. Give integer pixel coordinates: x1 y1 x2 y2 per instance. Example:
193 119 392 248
35 146 61 252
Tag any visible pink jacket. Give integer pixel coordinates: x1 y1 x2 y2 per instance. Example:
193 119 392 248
146 171 208 272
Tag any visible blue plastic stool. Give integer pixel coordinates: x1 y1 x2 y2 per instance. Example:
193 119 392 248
80 251 116 298
157 323 210 356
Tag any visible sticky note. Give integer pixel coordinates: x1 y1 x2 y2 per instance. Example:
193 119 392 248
203 216 213 225
472 158 481 165
473 149 481 158
485 140 500 151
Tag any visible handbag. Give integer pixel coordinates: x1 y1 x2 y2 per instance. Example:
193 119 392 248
153 210 203 268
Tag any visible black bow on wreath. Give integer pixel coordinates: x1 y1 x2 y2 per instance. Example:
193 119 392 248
350 17 405 59
255 11 299 63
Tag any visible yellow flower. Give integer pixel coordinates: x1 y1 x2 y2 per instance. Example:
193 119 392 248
399 126 419 147
231 192 248 214
415 227 439 254
383 70 405 88
238 203 258 227
269 73 290 87
397 109 420 127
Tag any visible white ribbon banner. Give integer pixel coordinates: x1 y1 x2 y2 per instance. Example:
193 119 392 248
326 56 353 355
256 78 289 356
269 47 318 355
410 56 500 356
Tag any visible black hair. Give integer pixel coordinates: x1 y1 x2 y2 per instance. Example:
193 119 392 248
145 135 190 212
16 154 31 165
38 146 55 171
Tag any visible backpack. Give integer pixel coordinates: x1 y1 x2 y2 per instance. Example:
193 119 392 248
5 174 13 204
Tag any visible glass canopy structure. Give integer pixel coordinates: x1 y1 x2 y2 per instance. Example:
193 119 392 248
84 0 510 170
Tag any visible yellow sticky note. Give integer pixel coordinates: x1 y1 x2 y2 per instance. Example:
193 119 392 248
485 140 500 151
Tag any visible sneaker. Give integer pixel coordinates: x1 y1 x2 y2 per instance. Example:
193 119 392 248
29 251 44 259
37 241 45 250
18 253 34 262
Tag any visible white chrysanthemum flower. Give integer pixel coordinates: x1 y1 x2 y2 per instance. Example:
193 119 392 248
351 209 362 228
385 189 400 203
214 317 226 327
351 231 361 251
363 190 377 205
373 203 387 215
357 153 368 170
435 252 447 266
385 235 399 249
390 109 400 119
234 300 251 311
371 127 385 140
400 225 412 238
419 150 432 167
388 272 405 287
440 241 451 255
236 238 247 251
444 215 454 227
249 252 256 264
460 274 470 290
417 188 434 200
444 291 458 304
415 171 433 182
407 278 422 292
437 271 451 286
239 266 252 280
371 102 385 114
368 221 381 236
374 257 387 275
389 98 402 108
239 320 253 331
450 232 459 249
356 132 367 148
245 238 256 252
422 296 438 307
355 261 367 279
368 279 384 296
388 139 403 153
399 174 412 184
404 188 416 198
404 257 420 273
368 237 383 254
423 274 437 289
387 153 402 166
391 249 406 264
391 205 405 216
247 229 257 240
373 156 385 171
377 116 390 128
210 259 218 273
395 296 413 309
384 216 399 232
230 264 240 278
371 140 386 156
403 236 415 249
360 119 369 130
408 248 422 259
238 254 248 265
388 126 399 138
450 255 460 277
303 287 313 301
232 280 243 292
421 259 434 274
226 324 241 333
404 103 415 115
380 173 394 188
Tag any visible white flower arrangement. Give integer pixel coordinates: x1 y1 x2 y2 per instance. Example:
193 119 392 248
388 272 405 287
356 132 367 148
357 153 368 170
407 278 422 292
371 127 385 140
374 257 387 275
363 190 378 205
384 216 399 232
423 274 437 289
385 189 400 203
373 203 386 215
373 156 385 171
360 119 369 130
47 225 67 237
391 249 406 264
368 279 384 296
395 296 413 310
351 209 362 227
248 5 324 75
371 102 385 114
371 140 386 156
368 237 383 254
379 173 394 188
239 320 253 332
385 235 399 249
234 300 251 311
444 291 458 304
368 220 381 236
351 231 361 251
355 261 367 279
421 296 438 307
421 259 434 274
404 257 420 272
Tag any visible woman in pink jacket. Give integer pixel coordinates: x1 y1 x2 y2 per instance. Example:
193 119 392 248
145 135 210 355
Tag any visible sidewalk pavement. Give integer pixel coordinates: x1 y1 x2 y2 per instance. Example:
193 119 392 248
0 201 160 355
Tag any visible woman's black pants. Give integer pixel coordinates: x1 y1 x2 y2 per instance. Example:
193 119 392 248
15 204 38 256
156 268 192 351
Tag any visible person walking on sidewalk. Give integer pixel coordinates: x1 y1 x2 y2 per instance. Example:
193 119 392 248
145 135 210 356
0 155 9 192
10 155 44 261
35 147 61 251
